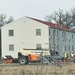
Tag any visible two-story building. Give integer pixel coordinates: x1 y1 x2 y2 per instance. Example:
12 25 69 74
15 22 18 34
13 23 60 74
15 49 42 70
0 16 75 58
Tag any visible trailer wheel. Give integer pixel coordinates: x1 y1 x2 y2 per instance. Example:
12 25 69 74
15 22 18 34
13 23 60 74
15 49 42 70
19 57 29 65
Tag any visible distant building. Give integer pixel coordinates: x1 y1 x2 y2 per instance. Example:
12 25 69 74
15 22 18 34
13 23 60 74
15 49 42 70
0 16 75 58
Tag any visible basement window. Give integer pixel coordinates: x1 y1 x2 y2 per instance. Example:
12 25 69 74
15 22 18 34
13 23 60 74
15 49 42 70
9 44 14 51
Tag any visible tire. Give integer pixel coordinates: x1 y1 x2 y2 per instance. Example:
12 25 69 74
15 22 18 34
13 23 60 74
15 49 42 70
19 56 29 65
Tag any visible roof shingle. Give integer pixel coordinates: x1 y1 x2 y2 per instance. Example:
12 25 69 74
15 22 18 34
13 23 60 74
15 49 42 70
28 17 75 32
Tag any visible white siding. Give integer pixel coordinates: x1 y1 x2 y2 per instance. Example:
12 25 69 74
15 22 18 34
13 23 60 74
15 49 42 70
1 17 49 58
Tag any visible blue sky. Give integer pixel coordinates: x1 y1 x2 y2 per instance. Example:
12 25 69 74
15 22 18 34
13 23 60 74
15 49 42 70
0 0 75 20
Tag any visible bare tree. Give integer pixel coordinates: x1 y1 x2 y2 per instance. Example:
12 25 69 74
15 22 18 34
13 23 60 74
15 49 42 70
0 14 6 26
45 9 64 24
71 8 75 27
62 12 72 27
6 16 14 24
0 14 14 27
45 9 74 27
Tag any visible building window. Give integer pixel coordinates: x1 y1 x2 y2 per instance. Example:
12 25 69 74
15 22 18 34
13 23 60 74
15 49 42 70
72 34 73 39
49 44 51 50
68 45 70 51
49 28 50 36
62 31 66 38
53 29 55 45
65 45 66 51
36 44 41 50
9 44 14 51
57 30 58 37
72 46 74 51
62 31 63 38
36 29 41 36
64 31 66 38
9 30 14 36
57 44 59 51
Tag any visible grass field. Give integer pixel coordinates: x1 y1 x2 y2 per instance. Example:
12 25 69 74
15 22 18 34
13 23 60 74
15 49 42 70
0 62 75 75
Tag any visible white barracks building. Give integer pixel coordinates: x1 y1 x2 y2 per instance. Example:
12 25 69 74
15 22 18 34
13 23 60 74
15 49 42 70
0 16 75 58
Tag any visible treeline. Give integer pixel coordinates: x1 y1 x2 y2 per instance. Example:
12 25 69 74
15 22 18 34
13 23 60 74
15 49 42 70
0 14 13 27
45 8 75 28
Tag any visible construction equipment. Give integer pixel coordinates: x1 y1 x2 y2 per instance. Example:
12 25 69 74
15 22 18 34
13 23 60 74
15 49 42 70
18 49 62 65
18 49 50 65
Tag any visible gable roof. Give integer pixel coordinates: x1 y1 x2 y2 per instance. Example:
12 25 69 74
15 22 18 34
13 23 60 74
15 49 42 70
28 17 75 33
1 16 75 33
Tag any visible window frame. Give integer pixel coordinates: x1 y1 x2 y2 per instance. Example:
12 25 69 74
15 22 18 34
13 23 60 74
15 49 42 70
9 44 14 51
49 28 50 36
36 44 41 50
9 30 14 36
72 33 73 39
36 29 41 36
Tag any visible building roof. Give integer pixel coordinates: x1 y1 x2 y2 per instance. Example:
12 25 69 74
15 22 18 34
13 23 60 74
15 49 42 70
28 17 75 33
1 16 75 33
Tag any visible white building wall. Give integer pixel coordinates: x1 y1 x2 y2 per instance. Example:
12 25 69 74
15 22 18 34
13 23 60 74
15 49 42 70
1 16 75 58
1 17 49 58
